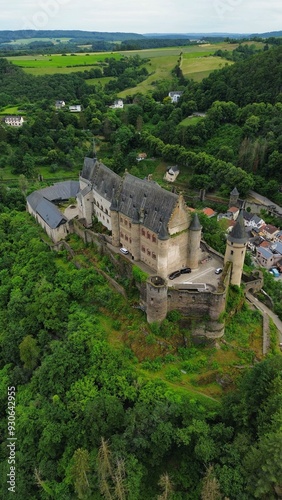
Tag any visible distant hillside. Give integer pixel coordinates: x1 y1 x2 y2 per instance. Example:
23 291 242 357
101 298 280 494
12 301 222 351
0 29 145 43
252 30 282 38
197 44 282 108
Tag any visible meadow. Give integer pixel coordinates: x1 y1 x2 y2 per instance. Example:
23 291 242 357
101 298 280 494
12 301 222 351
6 52 122 75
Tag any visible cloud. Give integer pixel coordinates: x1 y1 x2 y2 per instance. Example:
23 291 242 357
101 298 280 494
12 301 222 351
1 0 282 33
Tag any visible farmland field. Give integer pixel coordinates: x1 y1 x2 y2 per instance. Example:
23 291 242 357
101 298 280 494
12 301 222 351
5 41 264 88
6 52 123 75
7 37 71 45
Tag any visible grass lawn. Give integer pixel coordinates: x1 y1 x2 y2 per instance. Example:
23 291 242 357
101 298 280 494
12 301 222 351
181 56 233 81
6 52 123 75
179 116 204 126
86 76 117 87
7 37 71 45
0 105 26 115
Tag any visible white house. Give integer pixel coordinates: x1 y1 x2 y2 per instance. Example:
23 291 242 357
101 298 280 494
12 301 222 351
110 99 124 109
164 165 180 183
55 100 65 109
69 105 82 113
4 116 24 127
168 91 183 103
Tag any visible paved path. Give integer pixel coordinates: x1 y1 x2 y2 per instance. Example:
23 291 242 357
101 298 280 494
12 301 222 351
248 190 282 216
246 292 282 342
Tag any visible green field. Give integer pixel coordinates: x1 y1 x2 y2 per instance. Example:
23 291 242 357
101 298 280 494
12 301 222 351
7 37 71 45
5 41 264 88
6 52 123 75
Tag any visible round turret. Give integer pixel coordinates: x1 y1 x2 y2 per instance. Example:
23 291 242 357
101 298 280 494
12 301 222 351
224 210 248 286
188 213 202 269
146 276 168 323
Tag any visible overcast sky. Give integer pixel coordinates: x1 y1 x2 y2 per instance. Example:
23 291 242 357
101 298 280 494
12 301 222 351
2 0 282 34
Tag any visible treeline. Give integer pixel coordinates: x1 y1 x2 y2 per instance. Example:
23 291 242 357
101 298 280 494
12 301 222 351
119 38 197 50
195 44 282 108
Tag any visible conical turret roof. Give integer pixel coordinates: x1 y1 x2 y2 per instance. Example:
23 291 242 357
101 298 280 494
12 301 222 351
228 210 248 244
158 222 169 240
189 213 202 231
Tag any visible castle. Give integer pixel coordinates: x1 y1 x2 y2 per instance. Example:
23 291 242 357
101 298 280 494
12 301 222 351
77 157 202 278
27 157 259 337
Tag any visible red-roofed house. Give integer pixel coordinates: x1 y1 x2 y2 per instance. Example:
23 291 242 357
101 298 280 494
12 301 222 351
202 207 216 218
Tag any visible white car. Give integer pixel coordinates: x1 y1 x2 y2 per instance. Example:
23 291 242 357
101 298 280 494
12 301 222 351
215 268 223 274
120 247 129 255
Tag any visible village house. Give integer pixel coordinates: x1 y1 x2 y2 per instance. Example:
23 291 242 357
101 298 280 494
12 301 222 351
110 99 124 109
69 105 81 113
256 246 276 269
136 153 147 162
227 206 239 220
168 91 183 103
261 223 279 240
202 207 216 218
55 100 65 109
164 165 180 183
4 116 24 127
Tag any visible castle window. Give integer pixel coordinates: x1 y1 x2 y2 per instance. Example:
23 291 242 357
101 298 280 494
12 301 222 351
147 249 151 256
152 235 156 243
231 250 234 255
125 235 128 241
129 222 131 228
107 219 109 224
141 246 145 252
125 220 128 226
147 232 151 240
121 232 124 238
129 238 132 243
152 252 156 259
105 209 108 215
141 228 145 236
97 202 99 208
120 217 123 223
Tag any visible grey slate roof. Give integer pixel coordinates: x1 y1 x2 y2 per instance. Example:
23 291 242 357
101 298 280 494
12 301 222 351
92 162 121 203
258 247 273 259
36 199 67 229
80 157 97 183
189 213 202 231
230 187 239 196
118 173 178 234
228 210 248 244
27 180 79 229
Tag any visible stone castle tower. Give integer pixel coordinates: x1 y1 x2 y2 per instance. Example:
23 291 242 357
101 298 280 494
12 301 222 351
146 276 168 323
188 213 202 269
224 209 248 286
229 186 239 208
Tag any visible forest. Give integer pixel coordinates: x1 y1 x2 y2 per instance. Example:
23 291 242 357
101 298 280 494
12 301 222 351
0 38 282 499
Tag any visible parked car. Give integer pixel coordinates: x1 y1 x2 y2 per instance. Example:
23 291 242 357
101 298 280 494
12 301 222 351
269 268 280 277
168 270 181 280
215 268 223 274
180 267 191 274
120 247 129 255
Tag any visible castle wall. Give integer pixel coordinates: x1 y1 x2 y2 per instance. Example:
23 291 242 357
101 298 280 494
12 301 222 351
93 193 112 230
168 195 190 235
167 231 189 274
